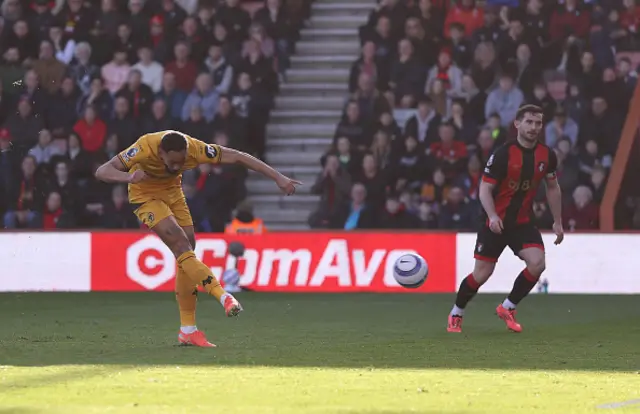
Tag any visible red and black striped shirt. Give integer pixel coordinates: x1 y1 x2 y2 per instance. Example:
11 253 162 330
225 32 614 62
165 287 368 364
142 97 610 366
481 141 557 227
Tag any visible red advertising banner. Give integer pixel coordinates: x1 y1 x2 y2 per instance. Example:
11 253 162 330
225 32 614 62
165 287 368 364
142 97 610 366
91 232 457 293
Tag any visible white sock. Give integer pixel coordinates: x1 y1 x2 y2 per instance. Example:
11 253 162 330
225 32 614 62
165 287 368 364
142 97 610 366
450 305 465 316
180 325 197 334
502 299 517 310
220 293 230 306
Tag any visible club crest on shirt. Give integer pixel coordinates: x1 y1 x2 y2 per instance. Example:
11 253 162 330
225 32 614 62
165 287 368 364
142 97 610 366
147 212 154 224
477 243 483 252
205 145 217 159
123 146 139 162
538 162 545 172
487 154 494 166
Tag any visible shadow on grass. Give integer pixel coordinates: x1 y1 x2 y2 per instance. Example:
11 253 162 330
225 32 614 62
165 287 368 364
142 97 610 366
1 293 639 371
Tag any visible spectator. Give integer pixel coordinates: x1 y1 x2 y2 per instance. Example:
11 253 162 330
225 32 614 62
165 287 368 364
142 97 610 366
351 72 390 124
589 165 607 204
427 78 449 117
19 70 49 118
549 0 590 42
236 39 278 98
4 155 42 229
77 77 114 123
572 51 603 99
421 167 450 205
210 96 247 150
29 0 56 41
5 20 38 64
445 0 484 38
112 22 139 65
157 72 188 120
404 96 441 146
510 43 542 95
601 67 631 114
333 136 361 177
579 96 623 161
48 160 80 213
335 100 368 150
48 23 76 65
254 0 293 77
329 182 377 230
393 135 428 189
66 133 93 183
563 81 588 123
103 134 121 160
370 130 393 172
484 73 524 128
0 129 18 208
555 148 581 200
0 47 26 95
376 193 420 229
476 127 497 165
470 41 499 92
545 107 579 148
528 82 557 122
363 15 396 61
164 41 198 92
447 22 473 69
141 99 177 134
160 0 188 39
101 49 132 95
56 0 95 41
148 15 171 64
428 122 469 178
449 99 478 145
349 41 386 93
405 16 438 68
230 72 270 157
177 16 208 64
42 191 75 229
426 49 463 96
417 200 439 228
355 153 387 208
132 45 164 93
203 41 234 95
182 73 219 122
218 0 252 44
438 186 475 230
32 40 66 94
101 185 139 229
108 97 138 148
243 23 275 60
3 97 44 154
455 154 482 200
47 77 80 135
472 5 501 47
116 69 154 119
73 106 107 154
309 154 352 228
390 38 425 108
29 129 64 166
563 185 599 231
181 105 210 141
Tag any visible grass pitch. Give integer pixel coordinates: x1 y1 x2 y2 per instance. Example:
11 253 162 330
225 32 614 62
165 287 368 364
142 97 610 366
0 292 639 414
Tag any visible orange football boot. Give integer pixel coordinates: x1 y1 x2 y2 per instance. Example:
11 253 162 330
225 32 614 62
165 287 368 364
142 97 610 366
496 304 522 332
178 330 216 347
223 295 243 317
447 314 463 333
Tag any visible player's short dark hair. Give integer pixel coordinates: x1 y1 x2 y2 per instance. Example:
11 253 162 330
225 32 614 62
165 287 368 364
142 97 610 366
160 132 187 152
516 104 544 121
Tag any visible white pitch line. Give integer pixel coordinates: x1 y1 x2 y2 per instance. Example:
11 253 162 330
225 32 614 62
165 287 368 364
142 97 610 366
597 399 640 409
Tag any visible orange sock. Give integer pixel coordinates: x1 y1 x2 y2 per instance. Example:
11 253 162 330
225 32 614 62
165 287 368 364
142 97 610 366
177 251 226 301
175 265 197 326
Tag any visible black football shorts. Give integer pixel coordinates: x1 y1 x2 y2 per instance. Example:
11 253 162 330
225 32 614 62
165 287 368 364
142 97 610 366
473 223 544 262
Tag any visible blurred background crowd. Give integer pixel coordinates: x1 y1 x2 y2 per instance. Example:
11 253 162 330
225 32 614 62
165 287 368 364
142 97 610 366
0 0 308 231
0 0 638 232
308 0 639 232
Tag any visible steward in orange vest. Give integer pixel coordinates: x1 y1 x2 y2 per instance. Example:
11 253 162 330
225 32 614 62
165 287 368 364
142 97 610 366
225 201 266 234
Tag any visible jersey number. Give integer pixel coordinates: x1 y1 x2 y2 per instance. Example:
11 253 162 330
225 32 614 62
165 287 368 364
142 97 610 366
508 180 531 191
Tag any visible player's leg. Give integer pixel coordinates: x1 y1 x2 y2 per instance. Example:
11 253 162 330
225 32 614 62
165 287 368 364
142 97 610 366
448 225 506 333
174 225 216 347
169 195 243 318
497 225 546 332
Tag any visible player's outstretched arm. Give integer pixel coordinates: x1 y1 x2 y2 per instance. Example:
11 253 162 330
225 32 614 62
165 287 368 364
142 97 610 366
95 157 146 184
219 147 301 195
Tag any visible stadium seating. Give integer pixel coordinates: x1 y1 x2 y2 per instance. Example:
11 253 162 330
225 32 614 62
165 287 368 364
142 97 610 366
308 0 640 232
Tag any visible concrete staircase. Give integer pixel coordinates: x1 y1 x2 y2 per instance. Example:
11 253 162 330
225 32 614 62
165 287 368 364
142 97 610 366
246 0 375 230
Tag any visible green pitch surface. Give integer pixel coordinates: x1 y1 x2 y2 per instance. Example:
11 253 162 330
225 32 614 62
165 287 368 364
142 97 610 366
0 293 639 414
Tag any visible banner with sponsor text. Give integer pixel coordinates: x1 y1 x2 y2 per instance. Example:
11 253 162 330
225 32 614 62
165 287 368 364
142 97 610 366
1 232 639 294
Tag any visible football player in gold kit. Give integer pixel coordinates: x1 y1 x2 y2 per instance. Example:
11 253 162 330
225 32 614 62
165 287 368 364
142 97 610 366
95 130 301 347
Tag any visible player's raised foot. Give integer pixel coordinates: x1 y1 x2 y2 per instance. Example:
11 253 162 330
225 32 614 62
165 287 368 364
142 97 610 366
178 330 216 347
223 294 243 317
447 314 463 333
496 304 522 333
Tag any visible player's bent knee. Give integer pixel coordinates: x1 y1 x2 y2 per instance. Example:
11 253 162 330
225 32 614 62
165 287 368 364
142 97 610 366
473 260 496 285
526 258 546 277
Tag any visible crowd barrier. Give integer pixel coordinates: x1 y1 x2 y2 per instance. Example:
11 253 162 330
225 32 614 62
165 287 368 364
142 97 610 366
0 232 638 294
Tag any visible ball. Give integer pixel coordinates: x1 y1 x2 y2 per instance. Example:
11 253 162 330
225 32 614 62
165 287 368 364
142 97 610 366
393 253 429 289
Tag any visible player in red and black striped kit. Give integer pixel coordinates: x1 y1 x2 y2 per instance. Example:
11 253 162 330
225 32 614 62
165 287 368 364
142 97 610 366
447 104 564 333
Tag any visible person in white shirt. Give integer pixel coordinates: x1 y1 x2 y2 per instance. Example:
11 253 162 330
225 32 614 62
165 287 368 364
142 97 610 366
132 45 164 93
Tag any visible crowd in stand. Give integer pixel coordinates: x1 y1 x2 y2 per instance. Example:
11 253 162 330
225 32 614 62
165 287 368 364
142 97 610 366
310 0 639 232
0 0 306 231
